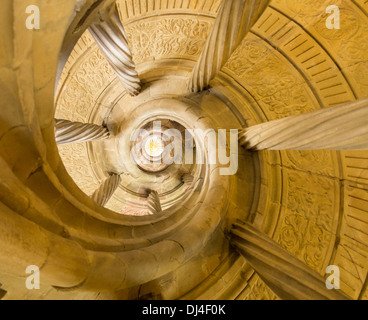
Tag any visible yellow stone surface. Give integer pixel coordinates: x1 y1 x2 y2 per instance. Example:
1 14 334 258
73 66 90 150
0 0 368 300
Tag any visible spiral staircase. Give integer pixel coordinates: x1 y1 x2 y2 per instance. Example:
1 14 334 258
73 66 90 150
1 0 368 300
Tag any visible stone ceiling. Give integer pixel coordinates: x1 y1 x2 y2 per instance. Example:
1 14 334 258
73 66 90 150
51 0 368 300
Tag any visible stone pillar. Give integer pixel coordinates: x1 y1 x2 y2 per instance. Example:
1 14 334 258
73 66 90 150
231 222 350 300
239 98 368 150
147 190 162 215
91 174 121 207
189 0 270 92
55 119 110 145
89 6 141 96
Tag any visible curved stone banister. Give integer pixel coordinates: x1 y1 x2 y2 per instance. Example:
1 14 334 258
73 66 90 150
239 98 368 150
55 119 110 144
89 7 141 96
189 0 270 92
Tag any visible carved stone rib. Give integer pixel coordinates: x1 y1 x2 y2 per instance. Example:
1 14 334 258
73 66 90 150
91 174 121 207
231 222 350 300
147 190 162 215
239 98 368 150
189 0 270 92
89 7 141 96
55 119 110 145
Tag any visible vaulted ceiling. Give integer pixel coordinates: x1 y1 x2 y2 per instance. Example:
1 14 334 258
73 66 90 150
1 0 368 300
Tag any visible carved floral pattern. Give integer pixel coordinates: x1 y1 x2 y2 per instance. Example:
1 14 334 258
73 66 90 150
125 18 213 63
224 37 315 118
277 171 336 273
285 0 330 16
224 39 270 76
284 150 335 177
58 143 100 195
56 48 115 123
272 0 368 98
354 61 368 88
245 277 279 300
314 7 360 41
